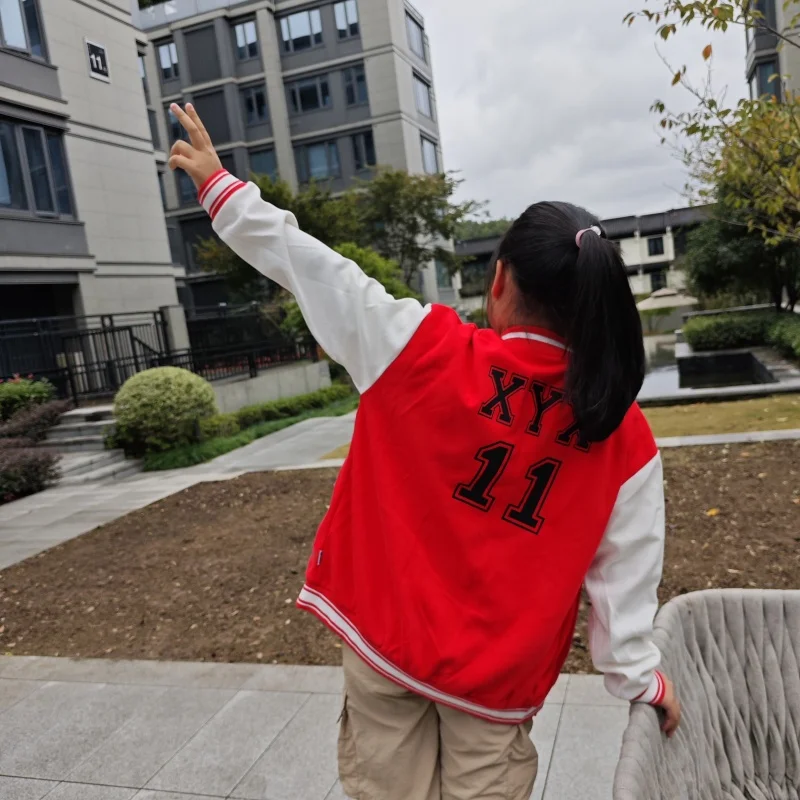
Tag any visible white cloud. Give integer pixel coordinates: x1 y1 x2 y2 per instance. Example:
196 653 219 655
412 0 747 220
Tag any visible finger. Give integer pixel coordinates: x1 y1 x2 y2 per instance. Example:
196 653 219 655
170 103 204 151
185 103 212 148
168 153 193 173
170 139 193 159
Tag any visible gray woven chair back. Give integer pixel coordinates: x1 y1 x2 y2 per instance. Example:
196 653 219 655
613 589 800 800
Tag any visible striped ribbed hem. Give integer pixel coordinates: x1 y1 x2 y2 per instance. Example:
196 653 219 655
633 670 666 706
297 584 542 725
198 170 247 220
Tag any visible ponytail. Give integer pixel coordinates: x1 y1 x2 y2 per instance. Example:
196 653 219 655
567 230 645 441
494 202 645 443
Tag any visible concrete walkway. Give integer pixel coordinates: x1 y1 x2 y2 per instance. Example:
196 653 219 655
0 656 629 800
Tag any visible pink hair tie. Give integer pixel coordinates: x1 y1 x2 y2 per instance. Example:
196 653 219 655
575 226 602 248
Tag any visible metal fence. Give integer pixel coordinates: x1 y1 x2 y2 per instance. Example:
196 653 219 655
186 303 287 353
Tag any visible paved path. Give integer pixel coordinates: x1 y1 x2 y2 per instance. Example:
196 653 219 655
0 657 629 800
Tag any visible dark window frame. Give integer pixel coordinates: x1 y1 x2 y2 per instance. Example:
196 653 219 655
352 129 376 171
177 167 196 206
295 140 341 183
334 0 360 39
343 64 368 107
157 39 180 82
138 52 150 103
288 74 332 114
280 8 323 54
413 72 433 118
234 18 259 61
0 0 47 60
166 105 189 144
0 117 74 219
421 135 438 174
647 236 665 257
249 148 278 181
406 12 426 61
241 83 269 126
754 59 781 99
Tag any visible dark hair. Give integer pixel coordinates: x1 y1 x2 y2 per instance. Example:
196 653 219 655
491 201 645 442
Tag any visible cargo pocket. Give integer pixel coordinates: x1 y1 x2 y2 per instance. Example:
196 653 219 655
338 693 361 799
507 721 538 800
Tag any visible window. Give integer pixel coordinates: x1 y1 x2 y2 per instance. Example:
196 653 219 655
242 85 268 125
138 54 149 102
647 236 665 257
158 40 179 81
234 19 258 60
755 60 780 99
157 171 166 209
334 0 359 39
177 169 195 205
651 270 667 291
295 141 340 182
250 149 277 180
343 65 368 106
166 106 188 143
413 74 433 118
0 0 45 58
148 109 160 149
288 75 331 113
352 130 376 170
421 136 438 174
0 120 72 215
406 13 425 60
280 9 322 53
436 259 450 289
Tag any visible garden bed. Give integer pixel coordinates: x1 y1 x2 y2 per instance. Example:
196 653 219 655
1 441 798 673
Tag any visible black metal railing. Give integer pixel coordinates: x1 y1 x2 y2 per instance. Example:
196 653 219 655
185 302 287 353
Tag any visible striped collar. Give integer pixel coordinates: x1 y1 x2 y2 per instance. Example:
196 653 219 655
500 327 567 351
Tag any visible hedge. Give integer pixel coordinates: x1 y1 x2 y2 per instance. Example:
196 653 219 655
0 400 72 441
0 447 59 504
234 384 353 429
0 378 54 421
682 312 800 360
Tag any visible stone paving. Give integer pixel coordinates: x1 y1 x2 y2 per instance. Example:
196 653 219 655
0 656 629 800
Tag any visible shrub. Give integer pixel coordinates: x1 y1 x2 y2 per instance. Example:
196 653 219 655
0 447 59 504
682 312 778 351
114 367 219 456
0 399 71 441
0 377 55 421
234 384 352 429
199 413 241 441
767 314 800 360
0 437 36 450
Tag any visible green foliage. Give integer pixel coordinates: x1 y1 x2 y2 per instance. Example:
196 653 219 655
199 413 241 441
114 367 219 456
234 384 352 428
0 378 55 421
766 314 800 359
0 447 59 505
455 217 512 241
683 312 781 350
466 307 488 328
144 391 358 471
0 400 71 441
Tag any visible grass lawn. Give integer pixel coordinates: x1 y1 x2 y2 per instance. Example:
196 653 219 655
1 440 798 672
321 395 800 460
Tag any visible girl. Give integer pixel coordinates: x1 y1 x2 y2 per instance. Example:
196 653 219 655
169 103 680 800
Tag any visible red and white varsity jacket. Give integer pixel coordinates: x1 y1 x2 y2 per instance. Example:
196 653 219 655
200 171 667 724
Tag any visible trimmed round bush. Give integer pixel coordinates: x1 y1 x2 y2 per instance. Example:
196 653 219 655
114 367 218 456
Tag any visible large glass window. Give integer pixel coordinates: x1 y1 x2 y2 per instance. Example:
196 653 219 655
352 130 376 171
23 127 54 213
242 84 268 125
46 132 70 215
295 141 340 182
413 74 433 118
756 60 780 99
334 1 359 39
177 169 195 205
250 149 277 180
421 136 438 174
647 236 665 257
0 121 27 210
406 13 425 61
4 0 45 57
234 19 258 60
158 40 179 81
343 65 368 106
166 106 189 143
288 75 331 113
280 9 322 53
138 54 149 103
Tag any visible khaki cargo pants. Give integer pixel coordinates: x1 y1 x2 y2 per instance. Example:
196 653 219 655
338 647 538 800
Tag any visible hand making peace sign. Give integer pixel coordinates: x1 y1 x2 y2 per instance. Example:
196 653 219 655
167 103 223 191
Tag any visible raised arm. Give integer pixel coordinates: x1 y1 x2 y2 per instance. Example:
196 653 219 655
168 104 428 393
584 452 680 736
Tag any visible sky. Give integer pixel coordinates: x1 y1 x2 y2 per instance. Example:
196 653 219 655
411 0 748 222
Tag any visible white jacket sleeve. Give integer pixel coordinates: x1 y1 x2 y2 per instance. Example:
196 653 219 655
585 453 667 705
199 171 429 393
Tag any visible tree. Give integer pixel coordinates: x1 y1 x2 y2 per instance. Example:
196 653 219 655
455 217 513 241
357 169 481 287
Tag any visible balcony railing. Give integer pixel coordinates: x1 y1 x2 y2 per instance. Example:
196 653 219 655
132 0 249 30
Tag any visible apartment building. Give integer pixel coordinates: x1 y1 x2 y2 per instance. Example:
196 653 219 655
0 0 181 322
454 205 710 312
131 0 449 308
746 0 800 99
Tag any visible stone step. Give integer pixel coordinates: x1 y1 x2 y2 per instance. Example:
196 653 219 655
59 457 142 486
46 420 115 441
38 435 106 453
58 450 126 479
57 405 115 425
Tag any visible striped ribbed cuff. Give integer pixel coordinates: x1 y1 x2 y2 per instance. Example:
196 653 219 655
634 671 667 706
198 170 247 221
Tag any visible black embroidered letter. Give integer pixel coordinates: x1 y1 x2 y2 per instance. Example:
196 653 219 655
479 367 527 426
527 382 564 436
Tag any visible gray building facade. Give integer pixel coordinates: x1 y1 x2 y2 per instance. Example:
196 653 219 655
0 0 183 323
132 0 448 308
745 0 800 100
